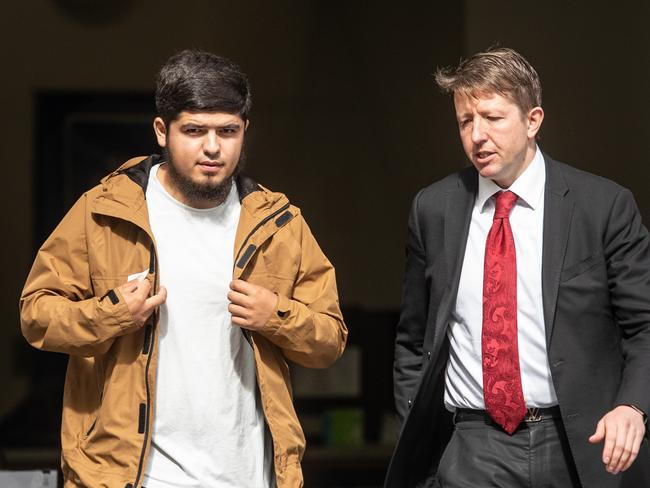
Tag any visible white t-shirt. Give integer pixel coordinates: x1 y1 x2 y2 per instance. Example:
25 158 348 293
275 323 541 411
143 164 272 488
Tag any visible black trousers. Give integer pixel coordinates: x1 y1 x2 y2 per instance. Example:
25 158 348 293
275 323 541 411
434 416 581 488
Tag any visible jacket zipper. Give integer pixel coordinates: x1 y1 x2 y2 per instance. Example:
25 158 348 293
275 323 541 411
233 203 291 268
232 202 291 347
132 241 158 488
126 202 290 487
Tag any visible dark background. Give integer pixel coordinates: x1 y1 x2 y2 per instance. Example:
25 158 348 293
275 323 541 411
1 1 649 486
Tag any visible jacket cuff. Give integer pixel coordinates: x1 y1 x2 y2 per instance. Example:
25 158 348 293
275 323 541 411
100 287 136 332
265 293 292 335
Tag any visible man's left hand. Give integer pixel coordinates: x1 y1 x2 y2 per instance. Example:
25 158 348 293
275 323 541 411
228 279 278 331
588 405 646 475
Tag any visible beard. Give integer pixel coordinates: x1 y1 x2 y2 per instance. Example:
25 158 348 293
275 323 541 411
163 148 246 206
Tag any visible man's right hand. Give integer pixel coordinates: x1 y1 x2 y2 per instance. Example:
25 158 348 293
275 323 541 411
118 278 167 327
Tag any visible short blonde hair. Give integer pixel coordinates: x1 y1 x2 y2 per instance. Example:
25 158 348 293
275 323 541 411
435 47 542 113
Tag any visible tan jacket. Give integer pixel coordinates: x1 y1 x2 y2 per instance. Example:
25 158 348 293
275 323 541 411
20 156 347 488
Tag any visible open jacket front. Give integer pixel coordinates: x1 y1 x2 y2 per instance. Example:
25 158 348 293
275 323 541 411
20 155 348 488
386 156 650 488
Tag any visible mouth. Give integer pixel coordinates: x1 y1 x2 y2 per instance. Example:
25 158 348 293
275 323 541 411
197 161 225 174
474 151 496 164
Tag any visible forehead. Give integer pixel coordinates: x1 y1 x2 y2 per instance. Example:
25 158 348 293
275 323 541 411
173 111 245 126
453 90 519 114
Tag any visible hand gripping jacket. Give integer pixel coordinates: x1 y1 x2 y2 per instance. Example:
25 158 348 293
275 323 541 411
20 155 348 488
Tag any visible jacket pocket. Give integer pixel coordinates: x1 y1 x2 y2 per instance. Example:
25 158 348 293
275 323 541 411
560 251 604 282
84 417 97 438
91 275 128 298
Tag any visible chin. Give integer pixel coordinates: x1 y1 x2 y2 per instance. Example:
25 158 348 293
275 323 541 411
476 165 496 179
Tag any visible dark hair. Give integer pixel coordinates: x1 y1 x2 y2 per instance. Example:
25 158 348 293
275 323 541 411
155 49 252 125
434 47 541 114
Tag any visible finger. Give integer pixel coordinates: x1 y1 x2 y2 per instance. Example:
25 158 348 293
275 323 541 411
609 423 630 473
589 419 605 444
119 279 141 294
136 278 152 297
158 285 168 302
602 422 617 465
228 303 250 319
230 279 253 294
615 427 637 473
231 315 250 328
145 286 167 308
621 429 644 472
228 290 251 307
619 425 642 472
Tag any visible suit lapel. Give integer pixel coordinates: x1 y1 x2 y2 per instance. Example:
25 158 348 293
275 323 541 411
542 157 574 346
432 169 476 351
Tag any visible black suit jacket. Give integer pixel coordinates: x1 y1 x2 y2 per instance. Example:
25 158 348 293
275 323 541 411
386 156 650 487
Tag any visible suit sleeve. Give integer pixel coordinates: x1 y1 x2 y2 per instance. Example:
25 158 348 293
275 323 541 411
19 194 135 357
257 215 347 369
605 188 650 417
394 190 429 427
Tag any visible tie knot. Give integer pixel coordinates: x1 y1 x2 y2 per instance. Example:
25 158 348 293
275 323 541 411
494 191 518 219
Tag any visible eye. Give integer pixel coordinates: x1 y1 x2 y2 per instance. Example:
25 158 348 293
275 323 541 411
487 116 502 122
183 126 204 135
219 126 240 136
459 119 471 129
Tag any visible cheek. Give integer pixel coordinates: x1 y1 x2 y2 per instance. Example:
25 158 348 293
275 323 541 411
223 140 244 161
459 132 474 153
169 140 199 161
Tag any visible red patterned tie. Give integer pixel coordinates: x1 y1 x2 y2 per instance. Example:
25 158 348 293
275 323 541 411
482 190 526 434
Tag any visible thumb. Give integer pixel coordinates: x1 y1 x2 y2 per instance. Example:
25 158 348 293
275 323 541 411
589 419 605 444
147 285 167 307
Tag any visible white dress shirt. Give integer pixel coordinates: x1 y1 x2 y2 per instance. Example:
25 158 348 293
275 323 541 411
444 147 559 411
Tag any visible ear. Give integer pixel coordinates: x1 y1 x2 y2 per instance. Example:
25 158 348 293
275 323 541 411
244 119 250 131
153 117 168 148
526 107 544 139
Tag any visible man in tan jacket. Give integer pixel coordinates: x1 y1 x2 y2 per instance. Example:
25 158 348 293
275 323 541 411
20 49 347 488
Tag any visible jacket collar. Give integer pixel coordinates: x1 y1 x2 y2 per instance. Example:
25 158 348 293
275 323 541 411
91 155 294 264
94 154 289 215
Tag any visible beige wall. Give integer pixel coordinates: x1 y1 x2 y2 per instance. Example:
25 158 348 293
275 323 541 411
0 0 284 417
0 1 223 415
464 1 650 213
3 1 648 420
0 1 463 418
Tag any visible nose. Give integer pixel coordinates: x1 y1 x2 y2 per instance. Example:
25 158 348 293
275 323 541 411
471 118 487 145
203 132 220 158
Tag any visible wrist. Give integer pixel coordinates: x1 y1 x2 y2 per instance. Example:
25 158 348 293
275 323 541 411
623 404 647 424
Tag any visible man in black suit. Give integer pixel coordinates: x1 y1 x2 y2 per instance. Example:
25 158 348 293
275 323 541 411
386 47 650 487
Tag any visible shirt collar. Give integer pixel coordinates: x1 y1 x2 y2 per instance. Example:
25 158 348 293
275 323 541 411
476 146 546 213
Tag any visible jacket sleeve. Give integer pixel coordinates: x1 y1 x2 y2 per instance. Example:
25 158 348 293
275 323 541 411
19 194 135 357
257 215 347 369
606 188 650 418
394 190 429 427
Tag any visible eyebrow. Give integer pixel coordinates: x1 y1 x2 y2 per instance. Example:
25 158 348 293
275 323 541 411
181 122 242 129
